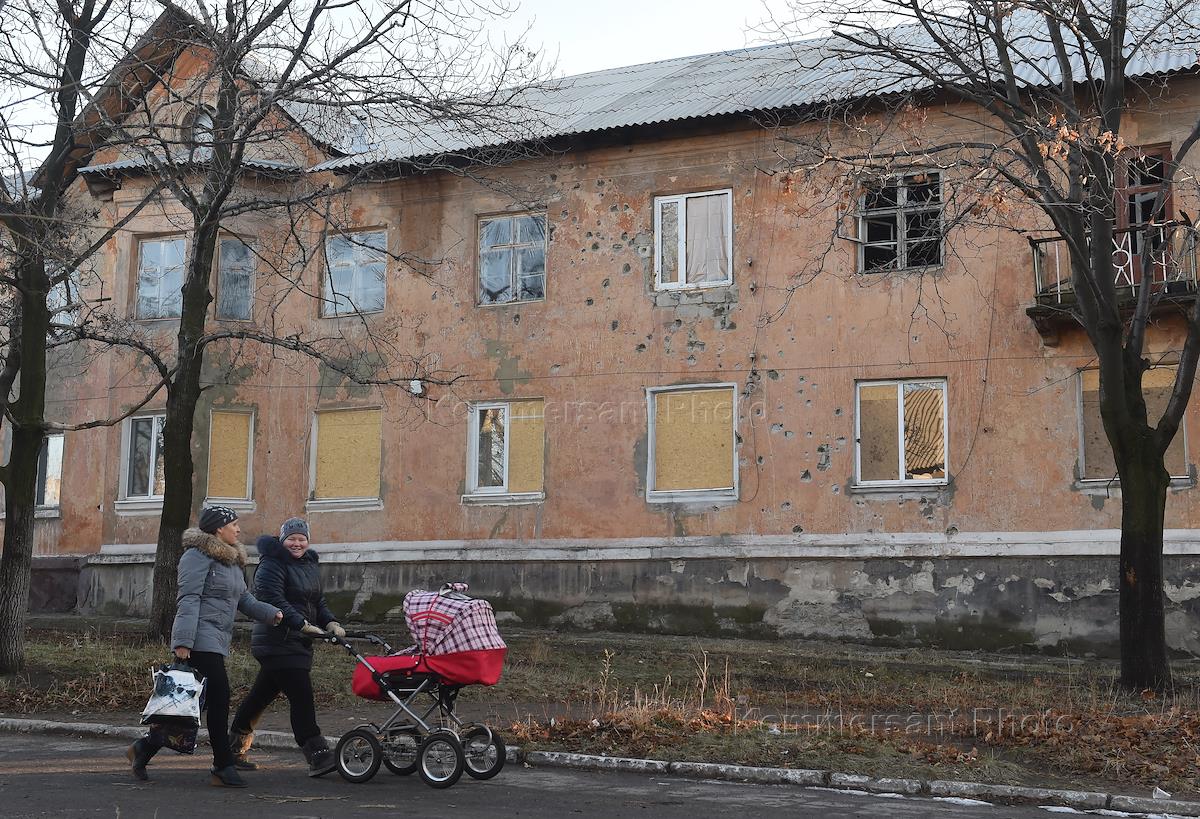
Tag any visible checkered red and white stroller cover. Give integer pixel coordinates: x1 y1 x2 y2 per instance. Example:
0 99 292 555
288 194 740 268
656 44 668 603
351 587 507 699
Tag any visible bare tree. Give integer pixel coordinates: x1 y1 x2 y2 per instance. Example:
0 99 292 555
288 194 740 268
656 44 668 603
64 0 546 639
763 0 1200 689
0 0 183 673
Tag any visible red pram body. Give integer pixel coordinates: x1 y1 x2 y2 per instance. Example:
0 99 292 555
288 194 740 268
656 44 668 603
352 589 507 700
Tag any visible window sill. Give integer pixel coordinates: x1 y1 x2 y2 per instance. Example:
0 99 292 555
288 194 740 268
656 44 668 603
477 297 546 309
646 489 738 505
461 491 545 506
848 482 950 498
304 497 383 513
134 315 181 323
857 264 944 276
115 497 164 516
1074 477 1195 494
654 281 734 293
320 308 385 319
0 507 62 520
203 498 256 512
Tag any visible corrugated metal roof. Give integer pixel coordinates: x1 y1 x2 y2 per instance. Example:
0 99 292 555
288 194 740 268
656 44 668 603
80 155 302 174
308 7 1200 172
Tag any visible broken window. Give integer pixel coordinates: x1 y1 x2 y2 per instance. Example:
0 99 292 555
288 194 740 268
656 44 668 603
855 379 948 484
654 190 733 289
136 237 185 319
466 399 545 496
36 433 64 508
647 385 737 499
478 213 546 304
1115 146 1173 277
215 238 254 321
1079 367 1188 481
859 173 943 272
323 230 386 316
126 414 166 498
47 264 81 337
207 410 253 501
312 408 383 500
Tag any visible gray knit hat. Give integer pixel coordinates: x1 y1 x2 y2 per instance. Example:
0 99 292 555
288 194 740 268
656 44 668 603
280 517 309 540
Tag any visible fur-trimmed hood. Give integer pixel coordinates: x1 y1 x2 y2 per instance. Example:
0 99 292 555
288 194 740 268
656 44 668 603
182 527 248 567
256 534 319 563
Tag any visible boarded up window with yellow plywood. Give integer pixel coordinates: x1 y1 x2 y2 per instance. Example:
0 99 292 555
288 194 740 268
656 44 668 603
207 411 252 499
1080 367 1188 480
652 387 735 493
507 400 544 493
314 408 382 499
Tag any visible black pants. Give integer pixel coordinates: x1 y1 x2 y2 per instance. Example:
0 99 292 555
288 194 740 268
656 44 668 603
230 666 321 747
187 651 234 770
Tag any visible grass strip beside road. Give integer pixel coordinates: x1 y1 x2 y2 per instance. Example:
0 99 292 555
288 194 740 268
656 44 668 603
3 623 1199 798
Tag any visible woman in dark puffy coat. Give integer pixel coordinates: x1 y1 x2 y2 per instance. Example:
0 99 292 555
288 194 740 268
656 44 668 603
228 517 345 776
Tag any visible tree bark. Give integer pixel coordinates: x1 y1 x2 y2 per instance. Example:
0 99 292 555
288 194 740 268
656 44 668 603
1117 444 1172 690
0 432 43 673
146 219 218 640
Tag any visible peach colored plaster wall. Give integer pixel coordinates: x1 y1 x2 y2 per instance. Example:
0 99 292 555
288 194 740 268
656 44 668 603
32 83 1200 554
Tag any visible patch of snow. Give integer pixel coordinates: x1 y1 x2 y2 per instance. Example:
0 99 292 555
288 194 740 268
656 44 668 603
931 797 993 807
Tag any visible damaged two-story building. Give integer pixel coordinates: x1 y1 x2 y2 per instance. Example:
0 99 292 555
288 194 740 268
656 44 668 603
20 9 1200 655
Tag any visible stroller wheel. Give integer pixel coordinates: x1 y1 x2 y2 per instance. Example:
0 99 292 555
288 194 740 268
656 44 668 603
462 725 506 780
335 728 382 784
382 728 420 775
417 730 464 789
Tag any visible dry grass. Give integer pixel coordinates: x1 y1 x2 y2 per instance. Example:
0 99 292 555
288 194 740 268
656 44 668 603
5 622 1200 796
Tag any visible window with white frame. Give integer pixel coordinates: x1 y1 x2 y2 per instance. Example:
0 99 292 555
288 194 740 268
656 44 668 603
126 414 166 498
478 213 546 304
647 385 737 501
206 410 254 501
855 379 948 485
323 230 386 316
36 433 64 508
466 399 545 497
654 189 733 289
859 172 943 272
1079 367 1188 481
215 238 254 321
136 237 186 319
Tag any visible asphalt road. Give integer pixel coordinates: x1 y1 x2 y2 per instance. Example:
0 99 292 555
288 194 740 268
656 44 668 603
0 733 1087 818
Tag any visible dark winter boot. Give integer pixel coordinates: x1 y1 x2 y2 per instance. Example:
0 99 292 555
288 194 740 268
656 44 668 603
209 765 248 788
301 736 336 778
230 729 258 771
125 738 160 781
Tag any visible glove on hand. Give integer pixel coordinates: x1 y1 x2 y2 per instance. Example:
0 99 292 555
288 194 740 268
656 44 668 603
300 621 326 636
326 621 347 639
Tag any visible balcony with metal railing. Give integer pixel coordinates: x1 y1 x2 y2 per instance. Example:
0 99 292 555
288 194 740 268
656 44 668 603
1026 221 1198 344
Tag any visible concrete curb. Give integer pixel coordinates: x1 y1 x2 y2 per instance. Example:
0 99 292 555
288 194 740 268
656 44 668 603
5 717 1200 815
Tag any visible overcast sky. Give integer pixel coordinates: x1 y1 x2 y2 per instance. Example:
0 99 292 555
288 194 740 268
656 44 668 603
497 0 800 76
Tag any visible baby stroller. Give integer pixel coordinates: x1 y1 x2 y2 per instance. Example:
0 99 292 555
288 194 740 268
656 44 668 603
324 584 507 789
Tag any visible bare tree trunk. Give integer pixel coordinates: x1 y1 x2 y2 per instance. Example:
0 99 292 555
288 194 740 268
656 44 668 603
146 377 201 640
0 255 49 673
146 220 216 640
1117 445 1172 690
0 432 42 673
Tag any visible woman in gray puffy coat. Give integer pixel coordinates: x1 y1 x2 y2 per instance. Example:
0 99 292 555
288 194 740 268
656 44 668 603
126 506 282 788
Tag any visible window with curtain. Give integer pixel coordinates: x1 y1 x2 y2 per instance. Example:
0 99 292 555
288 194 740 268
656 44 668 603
216 238 254 320
654 190 732 289
323 231 386 316
136 237 185 319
